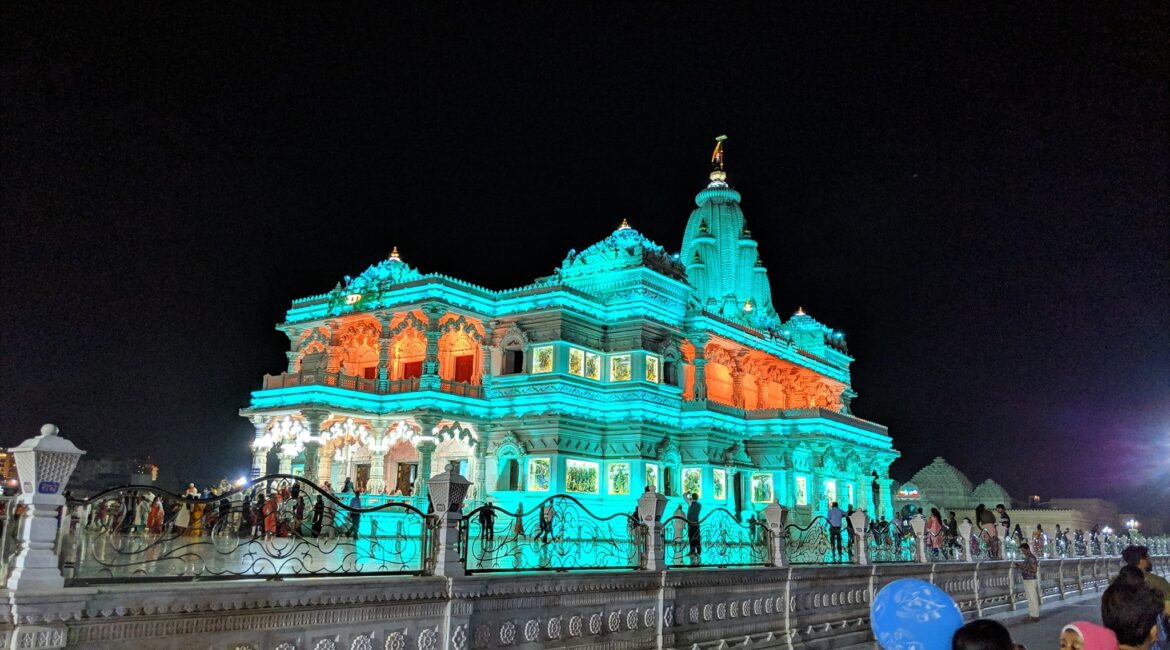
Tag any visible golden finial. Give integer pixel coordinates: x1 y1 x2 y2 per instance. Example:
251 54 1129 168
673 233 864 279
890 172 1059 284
743 299 753 313
710 135 728 183
619 218 631 230
389 246 400 260
796 306 805 316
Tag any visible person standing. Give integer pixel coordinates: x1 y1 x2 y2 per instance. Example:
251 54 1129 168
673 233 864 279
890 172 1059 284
348 491 362 538
1014 542 1041 622
827 501 845 562
1121 545 1170 616
975 504 999 559
311 495 325 537
927 507 944 559
686 493 702 559
478 501 496 542
539 501 555 544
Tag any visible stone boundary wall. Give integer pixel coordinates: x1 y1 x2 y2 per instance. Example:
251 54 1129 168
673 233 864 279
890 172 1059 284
0 556 1165 650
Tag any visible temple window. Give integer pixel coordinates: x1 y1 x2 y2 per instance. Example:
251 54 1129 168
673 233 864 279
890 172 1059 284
526 457 551 491
752 473 775 503
794 475 809 506
712 468 727 500
824 479 838 505
682 467 702 497
362 367 377 380
502 348 524 375
531 346 554 374
565 459 599 494
496 458 520 491
645 463 659 491
453 355 474 382
645 355 660 383
607 462 630 495
663 360 679 386
663 466 677 496
609 354 632 382
402 361 423 379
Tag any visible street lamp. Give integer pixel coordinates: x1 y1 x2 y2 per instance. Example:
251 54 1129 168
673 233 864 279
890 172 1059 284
1102 526 1113 536
1125 519 1139 535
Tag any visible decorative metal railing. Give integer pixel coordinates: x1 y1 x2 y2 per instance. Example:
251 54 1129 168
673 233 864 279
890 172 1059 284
784 516 834 564
261 372 483 398
460 495 642 573
664 508 767 568
60 474 432 584
0 496 19 581
866 520 917 562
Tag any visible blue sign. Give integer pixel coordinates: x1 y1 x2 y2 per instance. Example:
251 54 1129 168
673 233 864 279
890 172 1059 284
38 481 60 494
871 578 963 649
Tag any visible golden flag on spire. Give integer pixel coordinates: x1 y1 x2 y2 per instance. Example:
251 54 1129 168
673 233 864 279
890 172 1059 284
711 134 728 171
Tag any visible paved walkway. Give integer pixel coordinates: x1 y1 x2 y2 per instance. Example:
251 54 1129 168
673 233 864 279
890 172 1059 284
992 590 1104 649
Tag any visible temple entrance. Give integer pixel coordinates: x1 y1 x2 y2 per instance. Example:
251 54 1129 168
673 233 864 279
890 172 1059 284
355 464 370 492
733 471 744 514
396 463 417 496
497 459 519 490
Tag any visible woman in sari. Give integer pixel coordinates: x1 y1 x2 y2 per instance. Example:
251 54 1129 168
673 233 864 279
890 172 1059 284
927 508 944 558
173 502 190 536
146 497 164 535
262 493 278 535
189 501 205 537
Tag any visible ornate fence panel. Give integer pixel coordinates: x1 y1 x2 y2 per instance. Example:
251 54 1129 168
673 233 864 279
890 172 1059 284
783 516 833 564
866 520 916 562
665 508 767 568
460 495 641 573
62 474 431 584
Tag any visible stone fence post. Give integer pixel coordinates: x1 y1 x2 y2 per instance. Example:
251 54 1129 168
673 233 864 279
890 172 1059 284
910 513 927 563
849 509 869 566
426 462 470 577
6 424 85 592
958 520 973 562
637 488 668 570
763 501 788 567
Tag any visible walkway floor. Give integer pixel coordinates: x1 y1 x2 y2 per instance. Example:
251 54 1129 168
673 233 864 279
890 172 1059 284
993 591 1104 649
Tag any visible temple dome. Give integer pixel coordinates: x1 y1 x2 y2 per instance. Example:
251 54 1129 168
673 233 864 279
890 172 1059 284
343 248 423 293
680 137 780 328
973 479 1012 506
548 222 686 283
908 457 974 505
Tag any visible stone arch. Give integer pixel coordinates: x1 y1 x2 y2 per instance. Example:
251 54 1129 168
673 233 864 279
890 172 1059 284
392 328 426 380
498 322 528 375
491 432 525 491
336 320 381 378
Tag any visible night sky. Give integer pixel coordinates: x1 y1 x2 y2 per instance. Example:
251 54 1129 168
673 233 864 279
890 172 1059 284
3 5 1167 516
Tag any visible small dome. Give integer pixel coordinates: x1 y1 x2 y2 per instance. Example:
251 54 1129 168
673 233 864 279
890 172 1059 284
973 479 1012 505
549 224 686 283
909 457 974 502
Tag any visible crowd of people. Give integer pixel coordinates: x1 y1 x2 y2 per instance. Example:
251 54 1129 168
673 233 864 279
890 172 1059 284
75 477 367 540
947 544 1170 650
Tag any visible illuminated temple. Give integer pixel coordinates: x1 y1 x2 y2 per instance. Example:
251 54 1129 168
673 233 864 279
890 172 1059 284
242 139 900 522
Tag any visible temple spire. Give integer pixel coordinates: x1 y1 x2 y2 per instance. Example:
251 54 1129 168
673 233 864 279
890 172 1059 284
389 246 400 261
709 135 728 184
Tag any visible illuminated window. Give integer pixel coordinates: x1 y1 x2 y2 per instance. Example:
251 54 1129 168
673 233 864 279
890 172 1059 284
645 463 659 491
527 458 550 492
824 479 837 505
682 467 702 498
645 355 660 383
568 348 585 376
402 361 423 379
584 352 601 380
752 473 774 503
532 346 554 373
566 459 599 494
610 354 632 381
712 469 726 500
795 476 808 506
608 463 630 495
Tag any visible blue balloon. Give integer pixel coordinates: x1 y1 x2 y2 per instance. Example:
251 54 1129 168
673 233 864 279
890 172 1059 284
871 578 964 650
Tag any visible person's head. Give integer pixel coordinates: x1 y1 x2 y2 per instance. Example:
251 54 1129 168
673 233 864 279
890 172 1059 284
1102 582 1162 648
831 501 839 508
1121 545 1150 571
1037 524 1043 531
996 504 1005 512
1116 565 1147 587
951 618 1013 650
1061 621 1119 650
976 503 986 514
1019 542 1031 554
932 507 942 518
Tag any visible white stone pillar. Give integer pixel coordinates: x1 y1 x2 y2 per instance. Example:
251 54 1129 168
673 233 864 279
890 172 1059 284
638 489 669 570
849 509 869 566
764 501 789 567
250 416 270 478
959 520 974 562
426 462 470 577
6 424 85 591
911 513 927 563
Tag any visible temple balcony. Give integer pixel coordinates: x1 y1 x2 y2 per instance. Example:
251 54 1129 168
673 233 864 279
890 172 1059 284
261 371 484 399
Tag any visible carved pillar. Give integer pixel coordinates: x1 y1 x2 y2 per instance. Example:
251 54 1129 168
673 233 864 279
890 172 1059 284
481 320 497 391
277 447 295 475
415 414 442 502
475 423 492 497
366 419 389 495
250 416 270 479
878 478 894 520
285 351 299 374
731 368 745 408
301 409 328 483
376 313 394 392
755 377 769 409
317 448 333 487
690 334 709 401
325 319 343 373
421 303 443 390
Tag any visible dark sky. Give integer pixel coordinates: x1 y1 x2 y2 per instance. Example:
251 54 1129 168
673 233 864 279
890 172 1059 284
3 5 1167 513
